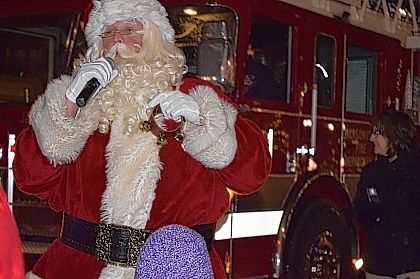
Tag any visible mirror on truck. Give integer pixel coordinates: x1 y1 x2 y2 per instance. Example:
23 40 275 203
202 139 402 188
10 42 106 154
197 21 234 91
167 5 237 94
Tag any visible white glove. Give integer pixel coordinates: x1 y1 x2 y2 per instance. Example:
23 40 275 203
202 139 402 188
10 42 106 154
147 90 201 124
65 57 118 104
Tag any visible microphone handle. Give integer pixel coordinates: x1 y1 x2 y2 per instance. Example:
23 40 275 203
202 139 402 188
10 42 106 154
76 78 101 107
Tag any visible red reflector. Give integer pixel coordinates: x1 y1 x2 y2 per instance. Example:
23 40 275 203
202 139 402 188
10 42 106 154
10 145 16 152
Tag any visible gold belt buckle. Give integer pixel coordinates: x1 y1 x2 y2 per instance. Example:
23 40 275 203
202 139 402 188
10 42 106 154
96 223 152 268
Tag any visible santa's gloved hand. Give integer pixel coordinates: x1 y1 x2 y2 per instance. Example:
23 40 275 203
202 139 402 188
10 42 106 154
147 90 201 124
65 57 118 104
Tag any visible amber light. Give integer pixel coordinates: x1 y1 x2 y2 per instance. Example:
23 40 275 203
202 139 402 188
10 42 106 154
224 251 231 274
226 188 236 203
183 8 197 16
352 258 364 270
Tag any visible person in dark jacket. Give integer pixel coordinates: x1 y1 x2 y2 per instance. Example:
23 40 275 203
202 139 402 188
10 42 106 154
354 109 420 279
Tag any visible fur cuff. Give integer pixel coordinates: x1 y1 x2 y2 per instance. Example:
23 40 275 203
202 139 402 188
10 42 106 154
99 265 135 279
30 75 100 165
26 271 42 279
182 85 237 169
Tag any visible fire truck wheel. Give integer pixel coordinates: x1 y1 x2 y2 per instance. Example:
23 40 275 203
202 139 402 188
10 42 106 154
285 199 352 279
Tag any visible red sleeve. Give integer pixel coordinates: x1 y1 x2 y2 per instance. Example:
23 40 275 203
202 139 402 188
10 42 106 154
181 76 272 194
217 115 272 194
0 187 24 279
12 127 63 200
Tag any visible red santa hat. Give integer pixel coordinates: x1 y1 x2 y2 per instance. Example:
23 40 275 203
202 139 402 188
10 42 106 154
84 0 175 47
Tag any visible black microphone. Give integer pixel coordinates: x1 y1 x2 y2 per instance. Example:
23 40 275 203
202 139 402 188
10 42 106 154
75 57 115 107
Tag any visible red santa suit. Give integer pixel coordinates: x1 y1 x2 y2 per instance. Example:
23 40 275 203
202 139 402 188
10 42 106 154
13 75 271 279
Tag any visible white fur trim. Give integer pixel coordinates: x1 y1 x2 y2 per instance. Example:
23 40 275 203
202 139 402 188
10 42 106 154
30 76 100 165
85 0 174 47
182 85 238 169
99 109 161 278
27 266 135 279
26 271 42 279
99 265 135 279
101 115 161 227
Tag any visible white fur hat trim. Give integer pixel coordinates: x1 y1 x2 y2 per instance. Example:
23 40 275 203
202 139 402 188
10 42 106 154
85 0 175 47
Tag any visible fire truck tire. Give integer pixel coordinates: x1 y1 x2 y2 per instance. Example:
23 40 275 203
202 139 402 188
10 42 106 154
285 199 352 279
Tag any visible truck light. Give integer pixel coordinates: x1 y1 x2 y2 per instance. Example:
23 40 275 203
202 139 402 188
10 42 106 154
226 188 235 203
352 258 363 270
286 151 295 173
267 128 274 158
8 134 16 165
183 8 197 15
8 133 16 209
224 251 231 275
303 119 312 127
272 239 282 278
296 146 315 155
307 156 318 171
0 146 2 160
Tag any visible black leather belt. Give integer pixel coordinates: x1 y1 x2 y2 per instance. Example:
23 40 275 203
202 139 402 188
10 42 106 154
60 214 214 268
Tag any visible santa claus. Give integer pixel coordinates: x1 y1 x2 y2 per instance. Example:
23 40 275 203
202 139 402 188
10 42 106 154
12 0 271 278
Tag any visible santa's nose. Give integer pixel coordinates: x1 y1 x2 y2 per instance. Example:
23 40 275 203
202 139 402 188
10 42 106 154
114 33 124 44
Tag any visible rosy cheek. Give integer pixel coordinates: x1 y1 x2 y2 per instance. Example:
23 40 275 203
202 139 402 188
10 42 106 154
102 40 112 51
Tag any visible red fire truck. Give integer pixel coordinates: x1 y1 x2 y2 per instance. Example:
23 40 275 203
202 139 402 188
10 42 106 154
1 0 419 278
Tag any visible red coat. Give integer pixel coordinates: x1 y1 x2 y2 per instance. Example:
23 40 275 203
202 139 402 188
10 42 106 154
13 77 271 279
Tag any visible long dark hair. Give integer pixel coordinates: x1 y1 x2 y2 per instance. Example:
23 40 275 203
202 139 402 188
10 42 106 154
372 109 416 157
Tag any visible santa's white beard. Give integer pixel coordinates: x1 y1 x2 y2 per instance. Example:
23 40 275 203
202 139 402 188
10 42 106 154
97 42 176 134
98 80 150 134
97 56 159 135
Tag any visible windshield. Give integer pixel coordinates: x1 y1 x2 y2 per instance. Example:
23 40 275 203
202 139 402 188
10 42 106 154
0 5 238 103
0 12 85 103
167 5 238 93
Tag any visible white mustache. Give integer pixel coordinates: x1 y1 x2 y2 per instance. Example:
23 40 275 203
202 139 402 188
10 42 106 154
106 43 139 59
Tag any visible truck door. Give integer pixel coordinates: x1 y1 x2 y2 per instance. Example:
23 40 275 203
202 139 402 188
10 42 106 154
300 19 345 177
